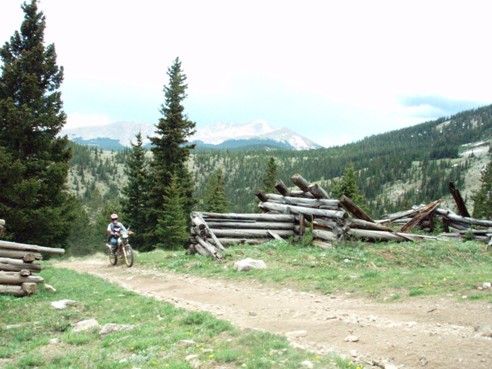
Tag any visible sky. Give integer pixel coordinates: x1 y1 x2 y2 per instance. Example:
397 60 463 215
1 0 492 147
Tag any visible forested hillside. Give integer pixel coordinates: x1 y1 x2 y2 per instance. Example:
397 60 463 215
68 104 492 223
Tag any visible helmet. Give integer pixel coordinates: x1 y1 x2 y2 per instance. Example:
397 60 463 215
110 213 118 221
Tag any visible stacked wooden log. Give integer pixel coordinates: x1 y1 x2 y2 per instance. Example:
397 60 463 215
0 240 65 296
189 211 297 259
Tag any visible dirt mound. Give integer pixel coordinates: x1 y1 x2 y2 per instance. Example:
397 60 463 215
56 258 492 369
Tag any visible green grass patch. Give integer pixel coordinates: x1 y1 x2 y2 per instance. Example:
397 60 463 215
0 266 346 369
137 239 492 302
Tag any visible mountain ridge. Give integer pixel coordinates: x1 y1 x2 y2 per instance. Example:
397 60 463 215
62 120 322 151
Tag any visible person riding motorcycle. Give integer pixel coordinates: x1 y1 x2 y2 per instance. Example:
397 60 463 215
107 213 127 254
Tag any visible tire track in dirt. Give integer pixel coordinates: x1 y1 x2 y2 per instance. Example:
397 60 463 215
56 258 492 369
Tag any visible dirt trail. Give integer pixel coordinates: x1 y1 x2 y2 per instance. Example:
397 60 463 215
56 258 492 369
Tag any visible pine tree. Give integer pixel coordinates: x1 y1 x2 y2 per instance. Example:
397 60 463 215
472 157 492 219
0 0 75 248
147 57 196 247
155 172 189 250
203 169 229 213
121 131 149 250
332 163 367 207
262 157 278 194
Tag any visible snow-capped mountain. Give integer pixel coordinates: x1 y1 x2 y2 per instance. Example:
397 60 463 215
61 120 322 150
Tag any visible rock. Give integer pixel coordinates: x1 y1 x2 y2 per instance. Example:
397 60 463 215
483 282 491 289
300 360 314 368
51 299 77 310
285 330 308 338
233 258 266 272
99 323 135 336
44 284 57 293
73 319 100 332
344 335 359 342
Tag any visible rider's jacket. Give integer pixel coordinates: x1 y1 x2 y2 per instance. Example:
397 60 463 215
107 221 126 237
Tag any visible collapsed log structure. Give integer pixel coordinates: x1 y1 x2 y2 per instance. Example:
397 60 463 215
189 175 492 257
190 211 297 259
0 238 65 297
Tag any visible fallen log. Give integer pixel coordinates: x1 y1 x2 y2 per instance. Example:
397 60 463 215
259 202 347 221
206 221 295 230
0 272 44 285
196 236 222 260
312 229 338 242
0 284 25 296
308 183 329 199
0 240 65 255
347 229 407 242
0 258 42 272
215 238 267 246
265 194 340 209
200 212 295 223
340 195 375 222
207 229 295 238
192 213 225 251
435 208 492 228
0 250 42 261
449 182 470 217
275 180 291 196
291 173 310 192
349 218 395 232
22 282 38 295
401 200 441 232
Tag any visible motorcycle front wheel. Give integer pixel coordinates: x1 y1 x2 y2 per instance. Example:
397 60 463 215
108 247 117 266
123 244 134 267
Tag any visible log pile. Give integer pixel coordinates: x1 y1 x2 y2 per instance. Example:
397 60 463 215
0 239 65 297
189 211 297 259
257 174 437 248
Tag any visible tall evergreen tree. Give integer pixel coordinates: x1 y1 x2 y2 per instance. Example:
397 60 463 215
121 131 149 250
472 157 492 219
203 169 229 213
147 57 196 247
262 157 278 194
155 172 189 250
332 163 367 207
0 0 75 248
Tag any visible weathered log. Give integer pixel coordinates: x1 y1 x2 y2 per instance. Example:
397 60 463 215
435 208 492 228
347 229 406 242
289 190 315 198
0 284 25 296
0 250 42 261
449 182 470 217
196 236 222 260
216 238 265 245
275 180 291 196
255 190 269 203
200 212 295 222
259 202 347 221
0 272 44 285
340 195 375 222
0 258 42 271
312 229 338 242
206 221 294 230
207 229 295 238
193 213 225 251
401 200 441 232
312 240 333 249
291 174 311 192
379 206 424 223
191 215 207 230
193 242 210 257
349 218 395 232
267 230 283 240
265 194 340 209
308 183 329 199
21 282 38 295
0 240 65 255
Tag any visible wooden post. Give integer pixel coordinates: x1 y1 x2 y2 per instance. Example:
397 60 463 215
449 182 470 217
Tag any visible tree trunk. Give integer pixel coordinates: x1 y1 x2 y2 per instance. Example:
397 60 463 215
312 229 338 242
259 202 347 220
0 273 44 285
449 182 470 217
435 208 492 228
347 228 406 242
291 173 311 192
308 183 329 199
265 194 340 209
199 212 295 223
206 221 294 230
21 282 38 295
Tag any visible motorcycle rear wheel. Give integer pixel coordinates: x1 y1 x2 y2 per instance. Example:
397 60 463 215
123 244 134 267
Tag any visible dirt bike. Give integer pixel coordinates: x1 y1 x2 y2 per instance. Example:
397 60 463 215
107 229 134 267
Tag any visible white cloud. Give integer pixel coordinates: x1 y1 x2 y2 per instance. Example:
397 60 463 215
65 113 113 130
